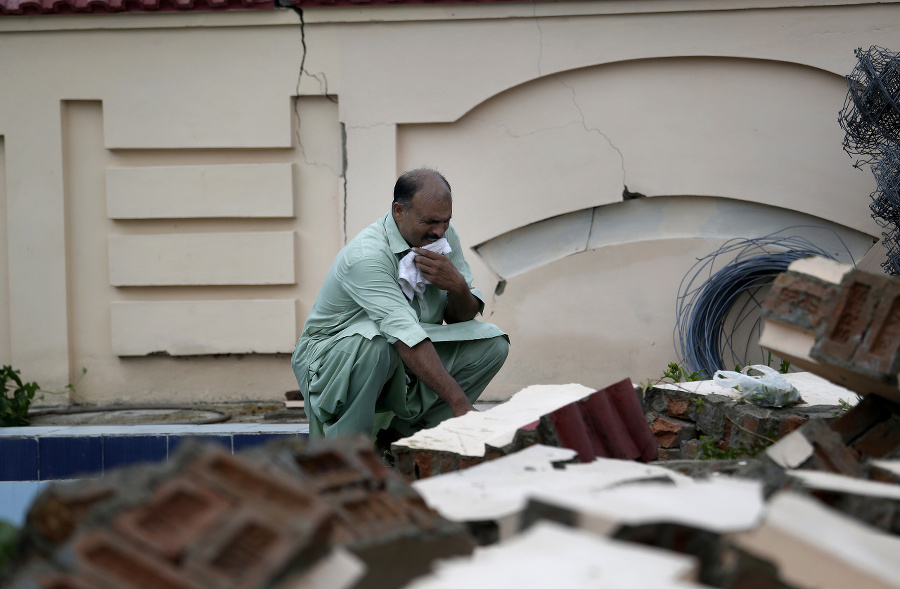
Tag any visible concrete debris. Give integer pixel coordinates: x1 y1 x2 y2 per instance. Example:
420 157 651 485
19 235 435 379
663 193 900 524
731 492 900 589
404 522 707 589
410 444 689 544
4 436 472 589
392 379 657 479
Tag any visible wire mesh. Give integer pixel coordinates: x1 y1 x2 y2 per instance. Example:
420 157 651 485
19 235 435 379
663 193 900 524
839 46 900 167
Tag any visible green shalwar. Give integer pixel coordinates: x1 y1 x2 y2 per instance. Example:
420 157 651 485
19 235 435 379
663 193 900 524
291 212 508 438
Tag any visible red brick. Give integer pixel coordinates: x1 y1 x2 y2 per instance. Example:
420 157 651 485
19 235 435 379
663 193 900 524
294 449 367 492
814 271 887 362
413 451 434 479
113 476 232 562
329 489 410 545
853 418 900 459
73 529 202 589
802 420 866 477
777 416 808 438
666 396 692 419
762 272 839 331
830 394 893 444
854 284 900 376
651 416 697 449
28 483 116 547
191 450 325 519
184 508 324 589
37 574 111 589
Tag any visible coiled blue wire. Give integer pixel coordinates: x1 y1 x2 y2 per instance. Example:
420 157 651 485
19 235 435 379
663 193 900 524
675 227 855 378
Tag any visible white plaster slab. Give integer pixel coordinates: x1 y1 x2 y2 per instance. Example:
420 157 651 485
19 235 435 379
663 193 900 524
786 256 852 285
731 492 900 589
110 299 296 356
106 164 294 219
531 477 765 536
394 383 596 457
871 460 900 478
108 232 295 286
412 445 688 526
405 522 705 589
786 470 900 500
656 371 859 408
278 547 366 589
765 430 814 469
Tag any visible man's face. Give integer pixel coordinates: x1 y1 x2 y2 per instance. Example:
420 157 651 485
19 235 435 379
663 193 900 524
392 191 452 248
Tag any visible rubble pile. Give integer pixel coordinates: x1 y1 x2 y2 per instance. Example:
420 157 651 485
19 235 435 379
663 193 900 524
3 437 472 589
392 379 657 480
3 257 900 589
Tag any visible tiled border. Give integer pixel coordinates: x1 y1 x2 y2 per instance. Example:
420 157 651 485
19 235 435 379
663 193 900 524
0 424 310 482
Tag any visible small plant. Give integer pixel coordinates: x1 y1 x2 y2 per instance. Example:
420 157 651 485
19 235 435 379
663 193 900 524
696 435 774 461
1 366 39 427
0 520 17 574
693 397 706 413
661 362 704 383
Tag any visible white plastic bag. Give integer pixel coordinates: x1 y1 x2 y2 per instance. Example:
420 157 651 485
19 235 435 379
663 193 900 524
713 365 802 408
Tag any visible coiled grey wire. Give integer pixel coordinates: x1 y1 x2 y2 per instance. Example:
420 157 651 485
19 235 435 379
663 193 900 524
675 227 855 378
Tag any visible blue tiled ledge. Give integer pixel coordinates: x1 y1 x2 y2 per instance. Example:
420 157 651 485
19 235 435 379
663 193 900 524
0 423 310 483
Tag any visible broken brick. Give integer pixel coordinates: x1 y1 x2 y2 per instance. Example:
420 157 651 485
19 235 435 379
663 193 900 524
666 396 692 420
813 270 887 364
853 283 900 377
853 418 900 459
183 507 327 589
25 482 116 550
72 529 202 589
651 415 697 449
762 271 839 332
112 476 232 562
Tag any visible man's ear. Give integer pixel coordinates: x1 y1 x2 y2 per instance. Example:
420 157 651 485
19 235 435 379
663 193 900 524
391 201 404 220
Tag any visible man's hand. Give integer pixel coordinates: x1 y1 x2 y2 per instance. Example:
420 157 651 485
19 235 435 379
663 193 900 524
413 247 467 293
413 247 480 323
394 339 477 418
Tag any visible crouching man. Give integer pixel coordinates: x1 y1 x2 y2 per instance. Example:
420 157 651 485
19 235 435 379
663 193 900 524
291 168 509 441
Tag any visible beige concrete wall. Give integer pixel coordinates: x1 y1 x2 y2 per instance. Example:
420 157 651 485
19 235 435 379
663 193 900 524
0 1 896 404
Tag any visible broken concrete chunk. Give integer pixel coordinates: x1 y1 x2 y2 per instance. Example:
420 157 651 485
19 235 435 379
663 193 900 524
730 492 900 589
784 469 900 536
524 477 765 537
411 445 686 544
404 522 706 589
394 379 657 479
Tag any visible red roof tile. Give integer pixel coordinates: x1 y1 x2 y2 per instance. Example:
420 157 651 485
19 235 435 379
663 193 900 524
0 0 528 15
0 0 271 14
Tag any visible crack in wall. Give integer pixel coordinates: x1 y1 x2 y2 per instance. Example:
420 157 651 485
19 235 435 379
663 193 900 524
287 4 348 242
289 5 341 176
559 80 627 252
532 1 544 78
466 116 586 140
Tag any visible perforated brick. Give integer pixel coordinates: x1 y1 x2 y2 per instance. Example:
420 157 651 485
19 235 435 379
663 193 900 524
762 272 840 332
813 271 887 364
72 529 202 589
113 476 232 561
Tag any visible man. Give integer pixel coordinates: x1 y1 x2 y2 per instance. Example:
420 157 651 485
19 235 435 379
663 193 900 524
291 168 509 440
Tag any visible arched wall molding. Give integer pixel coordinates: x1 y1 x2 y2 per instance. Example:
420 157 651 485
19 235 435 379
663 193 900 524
445 56 845 126
474 196 875 281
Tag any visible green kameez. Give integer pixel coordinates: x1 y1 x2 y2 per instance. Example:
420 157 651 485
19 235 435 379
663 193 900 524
291 212 508 438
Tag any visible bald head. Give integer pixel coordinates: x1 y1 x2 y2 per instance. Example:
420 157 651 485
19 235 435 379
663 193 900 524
393 168 452 210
